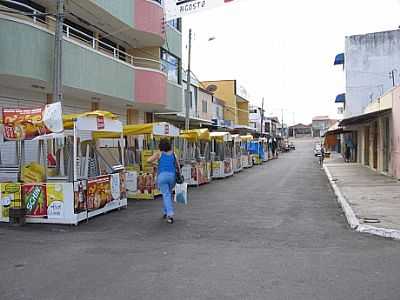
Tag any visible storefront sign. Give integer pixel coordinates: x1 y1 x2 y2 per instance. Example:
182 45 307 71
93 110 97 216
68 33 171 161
153 123 180 137
2 102 63 141
87 176 111 210
165 0 237 21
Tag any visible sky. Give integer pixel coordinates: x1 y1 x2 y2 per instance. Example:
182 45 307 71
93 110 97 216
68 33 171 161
181 0 400 125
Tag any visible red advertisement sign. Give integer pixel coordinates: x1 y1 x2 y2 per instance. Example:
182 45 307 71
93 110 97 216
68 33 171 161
97 116 105 130
87 176 111 210
23 184 47 217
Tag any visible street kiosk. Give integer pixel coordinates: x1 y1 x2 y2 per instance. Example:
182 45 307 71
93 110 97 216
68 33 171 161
240 135 254 168
210 132 234 178
94 122 180 200
232 134 243 173
179 128 212 186
0 107 127 225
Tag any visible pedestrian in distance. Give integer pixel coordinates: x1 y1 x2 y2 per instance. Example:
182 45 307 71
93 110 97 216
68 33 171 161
345 144 351 163
147 138 179 224
319 144 325 166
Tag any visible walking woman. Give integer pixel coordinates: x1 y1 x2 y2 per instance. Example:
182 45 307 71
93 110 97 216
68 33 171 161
147 138 178 224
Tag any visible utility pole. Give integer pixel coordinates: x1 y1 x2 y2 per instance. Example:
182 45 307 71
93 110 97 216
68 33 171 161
260 97 264 135
52 0 64 104
185 29 192 131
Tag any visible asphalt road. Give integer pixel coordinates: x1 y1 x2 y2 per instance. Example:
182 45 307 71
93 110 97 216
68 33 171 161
1 138 400 300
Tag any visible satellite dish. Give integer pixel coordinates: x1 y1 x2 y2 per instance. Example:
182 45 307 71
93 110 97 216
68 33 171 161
206 85 218 93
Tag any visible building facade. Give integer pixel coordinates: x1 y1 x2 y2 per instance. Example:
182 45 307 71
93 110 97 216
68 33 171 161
338 87 394 176
201 80 250 129
337 29 400 119
312 116 336 137
0 0 183 124
288 123 312 138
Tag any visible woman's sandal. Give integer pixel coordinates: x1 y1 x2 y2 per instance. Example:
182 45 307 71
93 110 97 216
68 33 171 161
167 217 174 224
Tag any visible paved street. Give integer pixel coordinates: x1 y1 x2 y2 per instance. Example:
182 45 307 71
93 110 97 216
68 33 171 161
1 139 400 300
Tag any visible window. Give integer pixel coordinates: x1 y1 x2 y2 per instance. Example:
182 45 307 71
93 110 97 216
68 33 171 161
160 48 181 84
167 18 182 32
202 100 207 113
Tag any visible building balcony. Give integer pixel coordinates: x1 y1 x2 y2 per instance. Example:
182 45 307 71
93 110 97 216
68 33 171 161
0 15 179 111
23 0 165 47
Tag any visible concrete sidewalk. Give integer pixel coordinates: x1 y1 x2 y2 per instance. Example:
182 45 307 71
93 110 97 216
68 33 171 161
324 153 400 239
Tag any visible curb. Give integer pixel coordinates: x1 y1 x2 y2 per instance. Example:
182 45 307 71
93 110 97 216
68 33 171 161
323 165 400 240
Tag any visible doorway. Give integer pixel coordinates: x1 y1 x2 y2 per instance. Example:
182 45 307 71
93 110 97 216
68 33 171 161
373 121 378 169
383 117 390 172
364 126 369 166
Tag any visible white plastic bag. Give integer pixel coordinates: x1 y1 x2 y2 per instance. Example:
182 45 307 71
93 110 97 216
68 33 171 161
174 183 188 205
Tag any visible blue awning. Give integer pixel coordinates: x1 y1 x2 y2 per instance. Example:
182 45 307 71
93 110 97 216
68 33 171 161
335 93 346 103
334 53 344 65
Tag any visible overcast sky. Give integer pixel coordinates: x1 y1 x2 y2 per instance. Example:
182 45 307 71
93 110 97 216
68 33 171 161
181 0 400 125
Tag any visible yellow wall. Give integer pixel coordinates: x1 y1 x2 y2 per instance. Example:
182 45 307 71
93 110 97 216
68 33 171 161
237 100 249 126
201 80 237 122
364 88 394 114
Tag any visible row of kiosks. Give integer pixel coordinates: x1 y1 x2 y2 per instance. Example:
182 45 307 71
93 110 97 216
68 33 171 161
179 129 212 186
210 132 234 179
0 105 127 225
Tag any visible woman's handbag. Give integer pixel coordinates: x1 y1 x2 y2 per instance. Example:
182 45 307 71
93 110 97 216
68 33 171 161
174 154 185 184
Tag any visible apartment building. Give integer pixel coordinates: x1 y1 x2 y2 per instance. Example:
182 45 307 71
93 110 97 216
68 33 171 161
201 80 250 129
0 0 183 124
334 29 400 163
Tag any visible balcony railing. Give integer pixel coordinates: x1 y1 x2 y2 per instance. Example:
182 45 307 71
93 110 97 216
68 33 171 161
0 0 163 71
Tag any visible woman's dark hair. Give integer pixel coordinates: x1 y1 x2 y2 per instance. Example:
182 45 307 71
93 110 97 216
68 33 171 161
159 138 172 152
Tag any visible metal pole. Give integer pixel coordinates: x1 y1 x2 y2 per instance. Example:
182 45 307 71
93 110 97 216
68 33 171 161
260 97 264 135
53 0 64 104
185 29 192 131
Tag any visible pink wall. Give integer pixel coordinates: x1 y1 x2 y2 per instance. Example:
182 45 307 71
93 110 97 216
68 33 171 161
134 0 163 37
135 69 166 105
392 88 400 179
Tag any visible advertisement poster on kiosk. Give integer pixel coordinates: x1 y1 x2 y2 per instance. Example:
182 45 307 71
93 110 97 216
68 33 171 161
2 102 63 141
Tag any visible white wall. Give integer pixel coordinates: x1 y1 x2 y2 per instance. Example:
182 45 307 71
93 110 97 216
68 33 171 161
345 29 400 118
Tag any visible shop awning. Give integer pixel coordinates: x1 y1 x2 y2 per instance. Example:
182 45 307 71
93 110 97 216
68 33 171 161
335 93 346 103
231 134 241 142
180 128 210 141
240 135 253 141
93 122 180 139
339 109 391 127
63 111 118 129
334 53 345 65
210 131 232 142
